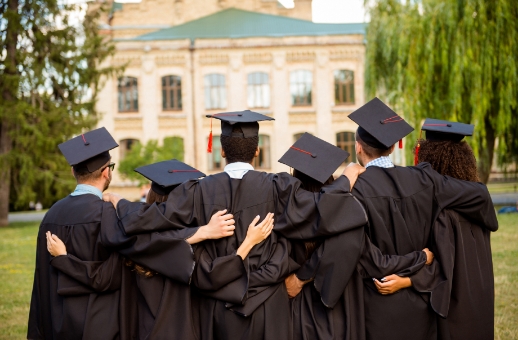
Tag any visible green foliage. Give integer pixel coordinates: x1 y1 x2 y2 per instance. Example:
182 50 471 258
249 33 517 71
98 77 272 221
118 137 185 185
365 0 518 182
0 0 120 212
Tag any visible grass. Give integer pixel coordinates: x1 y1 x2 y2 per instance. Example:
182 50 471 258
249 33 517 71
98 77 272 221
0 216 517 339
487 181 518 194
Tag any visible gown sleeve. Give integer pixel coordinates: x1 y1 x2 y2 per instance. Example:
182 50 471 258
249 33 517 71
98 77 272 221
410 210 455 318
100 201 196 284
50 252 123 295
272 174 368 239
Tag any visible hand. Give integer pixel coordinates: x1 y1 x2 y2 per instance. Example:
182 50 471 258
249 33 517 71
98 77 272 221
202 209 235 239
285 274 309 298
373 274 412 295
46 231 67 256
422 248 434 265
342 163 366 189
244 213 274 245
102 193 123 207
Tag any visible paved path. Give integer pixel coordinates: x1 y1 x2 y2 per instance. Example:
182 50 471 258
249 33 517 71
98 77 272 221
7 193 518 224
8 211 47 223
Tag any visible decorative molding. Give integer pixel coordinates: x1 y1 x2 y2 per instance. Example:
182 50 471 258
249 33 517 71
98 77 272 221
114 117 143 130
243 52 272 64
158 116 187 129
156 55 186 66
288 111 316 125
286 51 315 63
332 111 355 124
113 55 141 67
230 55 242 71
329 49 363 61
199 54 229 65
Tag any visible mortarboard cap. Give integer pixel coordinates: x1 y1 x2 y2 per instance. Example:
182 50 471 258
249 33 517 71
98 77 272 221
348 97 414 149
58 127 118 173
134 159 206 196
421 118 474 142
278 133 350 184
206 110 274 139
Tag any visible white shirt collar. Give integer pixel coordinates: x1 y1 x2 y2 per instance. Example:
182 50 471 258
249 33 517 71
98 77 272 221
224 162 255 179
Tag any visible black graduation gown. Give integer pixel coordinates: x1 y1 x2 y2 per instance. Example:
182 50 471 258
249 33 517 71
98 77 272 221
27 194 126 340
290 230 428 340
411 210 496 340
115 171 368 340
350 163 498 340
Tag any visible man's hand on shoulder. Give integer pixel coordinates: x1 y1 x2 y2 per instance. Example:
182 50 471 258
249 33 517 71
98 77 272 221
342 163 366 190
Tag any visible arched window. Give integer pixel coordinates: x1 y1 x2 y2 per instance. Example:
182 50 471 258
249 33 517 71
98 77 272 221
290 70 312 106
336 132 356 163
253 135 271 169
208 136 223 171
119 138 140 160
334 70 355 105
118 77 138 112
204 74 227 110
247 72 270 108
162 75 182 110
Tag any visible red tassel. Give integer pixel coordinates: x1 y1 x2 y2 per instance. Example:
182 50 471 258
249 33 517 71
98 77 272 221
207 118 213 153
414 143 420 165
399 139 403 149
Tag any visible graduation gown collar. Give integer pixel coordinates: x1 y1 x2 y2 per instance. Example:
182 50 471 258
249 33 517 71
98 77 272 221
224 162 254 179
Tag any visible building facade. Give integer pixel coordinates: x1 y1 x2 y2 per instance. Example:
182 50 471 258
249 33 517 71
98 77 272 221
96 1 405 199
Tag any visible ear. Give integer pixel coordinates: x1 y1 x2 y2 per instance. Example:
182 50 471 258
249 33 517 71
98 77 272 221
254 147 260 158
221 148 226 159
388 144 395 154
101 166 110 179
71 167 75 177
355 141 362 154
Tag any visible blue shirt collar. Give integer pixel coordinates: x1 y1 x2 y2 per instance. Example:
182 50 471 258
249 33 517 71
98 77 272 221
365 156 395 169
70 184 103 200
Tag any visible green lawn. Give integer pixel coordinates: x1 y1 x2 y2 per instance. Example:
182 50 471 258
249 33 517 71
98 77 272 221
1 215 517 339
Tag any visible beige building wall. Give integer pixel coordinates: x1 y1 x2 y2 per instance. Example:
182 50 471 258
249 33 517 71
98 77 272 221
98 34 367 200
101 0 312 39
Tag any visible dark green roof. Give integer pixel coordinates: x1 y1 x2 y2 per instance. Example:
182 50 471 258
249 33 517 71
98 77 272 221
132 8 366 41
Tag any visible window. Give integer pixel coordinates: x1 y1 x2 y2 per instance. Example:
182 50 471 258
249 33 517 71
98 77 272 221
204 74 227 110
290 70 312 106
336 132 357 163
118 77 139 112
119 139 140 160
253 135 271 169
208 136 223 171
293 132 312 143
162 75 182 110
247 72 270 108
334 70 355 105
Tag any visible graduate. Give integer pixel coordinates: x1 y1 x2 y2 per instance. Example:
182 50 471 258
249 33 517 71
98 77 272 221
376 120 496 340
45 159 274 340
344 98 498 340
27 127 126 339
103 110 369 340
280 133 434 340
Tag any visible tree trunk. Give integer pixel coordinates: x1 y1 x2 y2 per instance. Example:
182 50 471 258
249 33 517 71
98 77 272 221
477 115 496 184
0 0 19 227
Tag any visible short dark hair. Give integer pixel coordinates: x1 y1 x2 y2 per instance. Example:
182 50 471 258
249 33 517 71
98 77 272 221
73 160 110 183
355 130 391 158
220 125 259 164
415 139 479 182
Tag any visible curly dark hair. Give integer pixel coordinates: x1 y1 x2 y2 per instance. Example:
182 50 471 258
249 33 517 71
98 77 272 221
415 139 479 182
220 125 259 164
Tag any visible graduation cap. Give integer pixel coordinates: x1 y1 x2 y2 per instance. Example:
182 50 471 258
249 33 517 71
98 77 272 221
205 110 275 152
348 97 414 150
421 118 474 142
278 132 350 184
134 159 206 196
414 118 474 165
58 127 118 173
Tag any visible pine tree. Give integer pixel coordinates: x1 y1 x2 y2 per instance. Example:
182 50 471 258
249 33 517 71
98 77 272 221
365 0 518 183
0 0 119 226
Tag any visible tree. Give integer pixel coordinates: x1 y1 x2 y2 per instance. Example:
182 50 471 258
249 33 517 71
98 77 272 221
365 0 518 183
0 0 119 226
118 137 185 185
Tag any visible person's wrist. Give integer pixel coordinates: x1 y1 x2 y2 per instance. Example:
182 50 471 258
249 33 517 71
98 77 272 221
198 226 209 240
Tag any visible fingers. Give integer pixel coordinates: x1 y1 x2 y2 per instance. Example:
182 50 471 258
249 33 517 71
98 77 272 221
249 215 261 227
214 209 228 217
260 213 274 231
